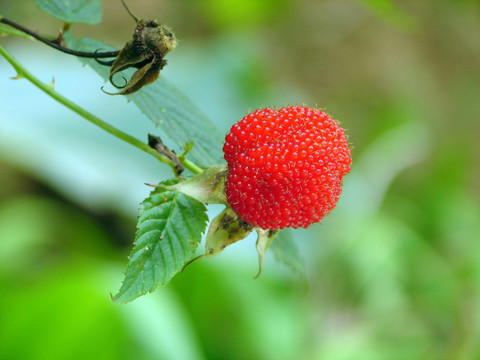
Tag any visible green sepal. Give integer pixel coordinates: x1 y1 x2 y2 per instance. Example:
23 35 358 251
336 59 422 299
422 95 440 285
205 207 253 256
254 228 279 279
183 207 253 270
162 166 227 205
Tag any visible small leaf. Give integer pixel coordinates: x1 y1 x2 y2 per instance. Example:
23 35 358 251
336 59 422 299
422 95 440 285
113 179 208 303
269 230 306 278
34 0 102 24
64 33 224 166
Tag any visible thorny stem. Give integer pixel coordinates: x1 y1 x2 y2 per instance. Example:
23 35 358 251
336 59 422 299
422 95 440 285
0 17 119 59
0 44 203 175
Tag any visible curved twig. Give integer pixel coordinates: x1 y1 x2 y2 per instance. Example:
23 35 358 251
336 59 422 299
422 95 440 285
0 17 119 59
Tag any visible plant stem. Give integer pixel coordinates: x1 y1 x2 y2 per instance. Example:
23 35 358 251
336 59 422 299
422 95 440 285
0 17 119 59
0 44 204 174
182 159 203 174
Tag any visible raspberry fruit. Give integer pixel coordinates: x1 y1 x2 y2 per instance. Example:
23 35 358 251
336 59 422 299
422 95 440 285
223 106 352 230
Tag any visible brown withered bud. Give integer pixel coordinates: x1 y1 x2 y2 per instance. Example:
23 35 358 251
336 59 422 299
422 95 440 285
103 1 177 95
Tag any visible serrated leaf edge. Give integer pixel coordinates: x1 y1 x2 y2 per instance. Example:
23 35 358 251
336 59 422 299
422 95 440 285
113 186 207 303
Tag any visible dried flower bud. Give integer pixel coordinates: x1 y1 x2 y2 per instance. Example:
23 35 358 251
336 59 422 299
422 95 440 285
104 2 176 95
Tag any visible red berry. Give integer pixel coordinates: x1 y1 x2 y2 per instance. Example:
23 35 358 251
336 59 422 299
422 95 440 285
223 106 352 230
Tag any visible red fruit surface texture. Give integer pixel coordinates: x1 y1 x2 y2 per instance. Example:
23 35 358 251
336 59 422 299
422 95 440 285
223 106 352 230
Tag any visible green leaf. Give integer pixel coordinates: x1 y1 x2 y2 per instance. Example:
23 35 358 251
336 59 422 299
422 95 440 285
64 33 224 166
129 79 224 167
34 0 102 24
269 230 306 278
113 179 208 303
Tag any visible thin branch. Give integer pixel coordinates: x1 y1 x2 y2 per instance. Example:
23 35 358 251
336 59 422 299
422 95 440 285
0 17 119 59
181 158 203 175
0 43 178 172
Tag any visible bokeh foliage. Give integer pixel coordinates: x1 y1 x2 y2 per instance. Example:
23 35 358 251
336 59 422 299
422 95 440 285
1 0 479 359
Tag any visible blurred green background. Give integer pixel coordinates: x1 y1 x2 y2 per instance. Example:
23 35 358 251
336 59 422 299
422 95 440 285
1 0 480 359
